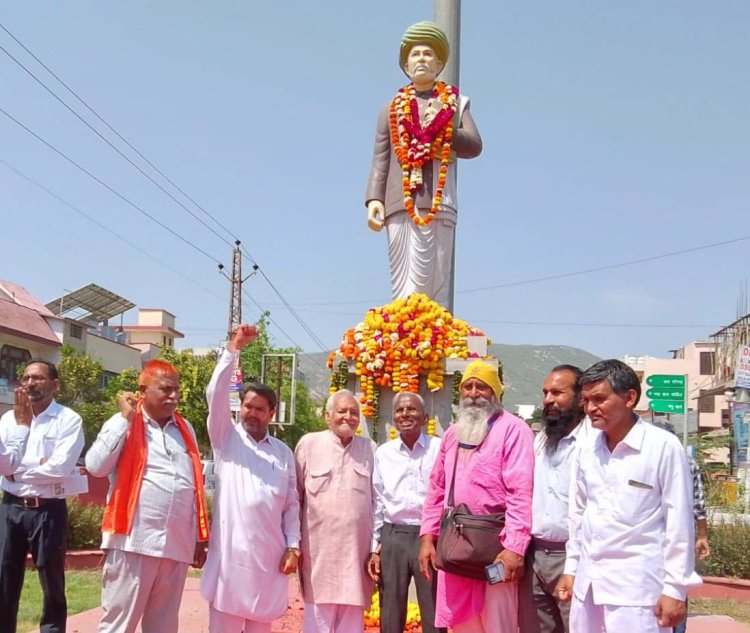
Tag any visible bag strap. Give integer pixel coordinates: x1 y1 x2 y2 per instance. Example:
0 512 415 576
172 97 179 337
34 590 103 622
447 410 502 507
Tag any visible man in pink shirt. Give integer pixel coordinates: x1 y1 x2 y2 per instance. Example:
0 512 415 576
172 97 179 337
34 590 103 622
418 360 534 633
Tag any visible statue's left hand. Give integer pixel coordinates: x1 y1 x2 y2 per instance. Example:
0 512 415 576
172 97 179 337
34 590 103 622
367 201 385 232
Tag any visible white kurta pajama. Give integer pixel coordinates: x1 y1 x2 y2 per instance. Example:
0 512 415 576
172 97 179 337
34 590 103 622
200 349 300 626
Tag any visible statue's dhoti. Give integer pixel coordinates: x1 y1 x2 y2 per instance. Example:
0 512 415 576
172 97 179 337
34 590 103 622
385 209 456 309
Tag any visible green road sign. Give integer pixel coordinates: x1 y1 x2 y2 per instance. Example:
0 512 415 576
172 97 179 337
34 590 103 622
646 374 686 388
646 388 685 401
649 400 685 414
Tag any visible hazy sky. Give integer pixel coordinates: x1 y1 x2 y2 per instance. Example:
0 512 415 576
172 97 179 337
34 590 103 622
2 2 748 359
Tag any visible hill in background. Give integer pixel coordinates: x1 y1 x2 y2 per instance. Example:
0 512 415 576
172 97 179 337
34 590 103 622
299 344 601 412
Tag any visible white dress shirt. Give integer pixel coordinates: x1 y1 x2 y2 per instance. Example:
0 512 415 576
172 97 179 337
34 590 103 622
371 432 441 551
0 400 84 498
531 418 597 541
564 418 701 605
85 409 198 564
0 423 29 477
200 348 301 621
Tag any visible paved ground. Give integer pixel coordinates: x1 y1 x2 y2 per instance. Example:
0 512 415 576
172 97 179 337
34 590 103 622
43 577 750 633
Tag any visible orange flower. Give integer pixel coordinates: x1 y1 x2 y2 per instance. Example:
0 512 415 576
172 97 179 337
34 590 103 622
330 294 484 417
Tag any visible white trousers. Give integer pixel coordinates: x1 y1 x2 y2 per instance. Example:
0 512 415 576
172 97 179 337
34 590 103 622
209 604 272 633
570 588 669 633
302 602 364 633
97 549 189 633
385 211 455 307
452 582 519 633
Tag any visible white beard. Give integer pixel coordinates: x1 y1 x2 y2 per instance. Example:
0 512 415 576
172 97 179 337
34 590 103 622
455 398 500 445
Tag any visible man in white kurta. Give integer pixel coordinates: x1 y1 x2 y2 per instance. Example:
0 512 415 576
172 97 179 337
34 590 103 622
556 360 701 633
200 324 301 633
295 390 376 633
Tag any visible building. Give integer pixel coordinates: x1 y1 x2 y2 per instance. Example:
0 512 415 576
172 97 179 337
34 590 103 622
710 312 750 399
2 280 186 413
46 284 142 385
623 340 725 431
0 280 63 414
115 308 184 361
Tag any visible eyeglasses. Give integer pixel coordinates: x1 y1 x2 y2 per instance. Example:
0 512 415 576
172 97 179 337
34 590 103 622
21 375 49 383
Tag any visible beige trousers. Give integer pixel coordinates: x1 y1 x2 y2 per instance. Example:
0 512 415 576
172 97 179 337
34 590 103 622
97 549 189 633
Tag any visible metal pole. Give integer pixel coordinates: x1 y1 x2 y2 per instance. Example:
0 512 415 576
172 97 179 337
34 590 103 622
684 374 689 448
434 0 461 313
275 356 283 423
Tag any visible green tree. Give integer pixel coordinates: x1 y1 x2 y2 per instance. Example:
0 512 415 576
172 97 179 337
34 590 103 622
238 314 326 449
158 347 218 451
54 345 124 448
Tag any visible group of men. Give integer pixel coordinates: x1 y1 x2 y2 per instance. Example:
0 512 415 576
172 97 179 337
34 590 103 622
0 333 707 633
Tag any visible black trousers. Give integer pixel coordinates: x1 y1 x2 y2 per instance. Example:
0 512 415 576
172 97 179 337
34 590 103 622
0 494 68 633
380 522 446 633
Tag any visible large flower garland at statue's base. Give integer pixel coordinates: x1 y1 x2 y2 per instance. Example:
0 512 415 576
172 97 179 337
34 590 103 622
328 293 485 431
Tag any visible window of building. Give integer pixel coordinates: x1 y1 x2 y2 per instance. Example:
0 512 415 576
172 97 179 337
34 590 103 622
70 323 83 339
699 396 715 414
0 345 32 384
699 351 715 375
100 371 118 389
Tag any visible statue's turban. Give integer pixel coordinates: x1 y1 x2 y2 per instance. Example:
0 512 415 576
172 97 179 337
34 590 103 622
399 21 450 71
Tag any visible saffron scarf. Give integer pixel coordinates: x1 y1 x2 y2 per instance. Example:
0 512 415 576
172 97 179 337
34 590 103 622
101 401 210 542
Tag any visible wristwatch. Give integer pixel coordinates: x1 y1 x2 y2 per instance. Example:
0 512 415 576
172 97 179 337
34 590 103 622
287 547 301 556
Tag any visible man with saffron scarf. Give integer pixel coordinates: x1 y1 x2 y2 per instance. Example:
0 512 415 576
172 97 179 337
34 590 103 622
86 359 209 633
365 21 482 307
418 360 534 633
200 324 301 632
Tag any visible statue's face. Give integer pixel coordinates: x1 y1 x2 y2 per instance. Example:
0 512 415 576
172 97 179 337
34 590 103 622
404 44 443 85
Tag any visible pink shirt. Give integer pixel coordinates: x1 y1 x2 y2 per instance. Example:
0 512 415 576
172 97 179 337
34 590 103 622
421 410 534 627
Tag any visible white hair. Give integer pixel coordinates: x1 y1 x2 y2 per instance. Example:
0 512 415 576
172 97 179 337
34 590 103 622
325 389 358 413
454 397 503 446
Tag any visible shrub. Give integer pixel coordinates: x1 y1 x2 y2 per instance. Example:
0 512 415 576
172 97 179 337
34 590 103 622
698 516 750 580
67 499 104 550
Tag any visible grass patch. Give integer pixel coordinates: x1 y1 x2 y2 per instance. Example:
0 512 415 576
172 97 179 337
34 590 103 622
690 597 750 626
17 569 101 632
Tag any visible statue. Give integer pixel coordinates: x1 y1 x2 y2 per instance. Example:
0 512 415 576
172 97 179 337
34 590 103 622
365 21 482 308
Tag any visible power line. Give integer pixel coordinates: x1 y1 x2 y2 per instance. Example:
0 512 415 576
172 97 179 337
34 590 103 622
236 243 330 352
0 105 223 266
261 233 750 307
469 318 719 329
457 235 750 295
0 157 227 305
0 22 237 246
0 157 303 349
254 266 329 353
241 287 307 351
0 23 330 353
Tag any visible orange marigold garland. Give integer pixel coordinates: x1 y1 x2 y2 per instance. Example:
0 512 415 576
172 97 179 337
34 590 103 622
389 81 458 227
327 294 484 418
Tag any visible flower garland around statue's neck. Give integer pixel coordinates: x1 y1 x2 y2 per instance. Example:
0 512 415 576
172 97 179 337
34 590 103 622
389 81 458 227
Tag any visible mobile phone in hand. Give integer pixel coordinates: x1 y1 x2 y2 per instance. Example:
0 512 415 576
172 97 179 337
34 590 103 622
485 562 505 584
